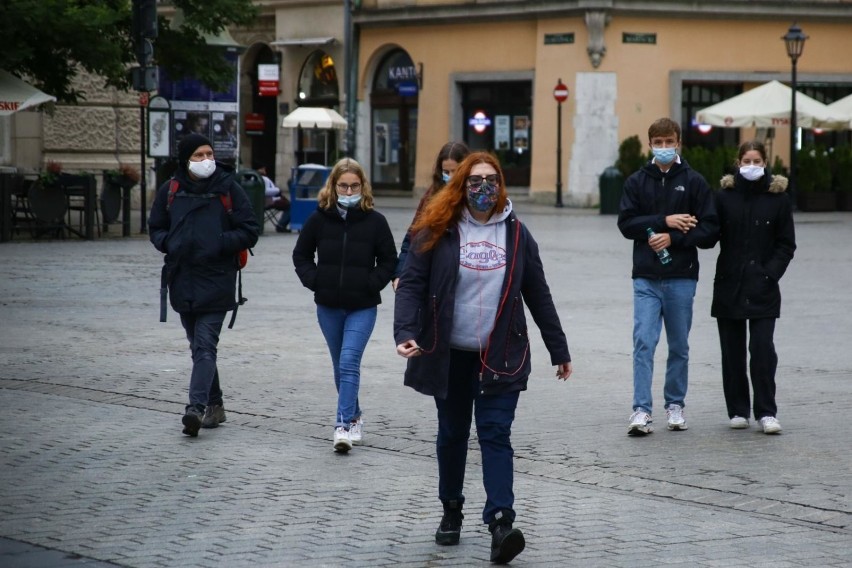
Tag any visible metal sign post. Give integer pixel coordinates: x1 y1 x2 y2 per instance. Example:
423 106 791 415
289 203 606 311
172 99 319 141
553 79 569 208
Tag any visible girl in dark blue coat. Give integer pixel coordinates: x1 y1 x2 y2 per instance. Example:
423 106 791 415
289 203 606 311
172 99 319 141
711 140 796 434
292 158 397 453
149 134 260 437
394 152 571 564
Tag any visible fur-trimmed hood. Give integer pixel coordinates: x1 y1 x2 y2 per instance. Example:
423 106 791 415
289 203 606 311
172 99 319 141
720 173 788 194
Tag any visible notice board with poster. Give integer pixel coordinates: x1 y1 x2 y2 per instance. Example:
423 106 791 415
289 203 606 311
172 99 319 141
158 51 240 164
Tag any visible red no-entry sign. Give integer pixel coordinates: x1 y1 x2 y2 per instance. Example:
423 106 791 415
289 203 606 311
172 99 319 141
553 80 569 103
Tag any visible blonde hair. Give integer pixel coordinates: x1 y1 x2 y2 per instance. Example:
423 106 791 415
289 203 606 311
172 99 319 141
317 157 374 211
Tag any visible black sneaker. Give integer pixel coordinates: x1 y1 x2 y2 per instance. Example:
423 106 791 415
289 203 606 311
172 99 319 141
489 516 525 564
435 500 464 545
201 403 226 429
181 406 203 437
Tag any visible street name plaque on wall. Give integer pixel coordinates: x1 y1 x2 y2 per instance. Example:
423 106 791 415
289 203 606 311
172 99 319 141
623 33 656 44
544 33 575 45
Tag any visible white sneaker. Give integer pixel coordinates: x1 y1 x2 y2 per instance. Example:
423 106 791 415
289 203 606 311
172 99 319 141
349 418 363 445
730 416 749 429
759 416 782 434
333 427 352 452
666 404 687 431
628 410 653 436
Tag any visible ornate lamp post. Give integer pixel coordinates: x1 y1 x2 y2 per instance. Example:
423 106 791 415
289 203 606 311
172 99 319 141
783 23 807 204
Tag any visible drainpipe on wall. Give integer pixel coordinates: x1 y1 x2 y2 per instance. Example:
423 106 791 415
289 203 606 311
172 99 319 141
344 0 359 156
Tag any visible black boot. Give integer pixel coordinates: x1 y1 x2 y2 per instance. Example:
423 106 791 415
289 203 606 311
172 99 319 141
181 405 204 437
435 500 464 545
489 513 525 564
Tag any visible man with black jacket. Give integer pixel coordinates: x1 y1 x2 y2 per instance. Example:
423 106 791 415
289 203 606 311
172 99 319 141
149 134 260 437
617 118 719 436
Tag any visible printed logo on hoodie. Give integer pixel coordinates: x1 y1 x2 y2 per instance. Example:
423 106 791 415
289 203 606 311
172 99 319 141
460 240 507 271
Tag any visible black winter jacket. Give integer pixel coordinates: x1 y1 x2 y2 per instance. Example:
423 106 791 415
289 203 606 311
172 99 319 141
393 213 570 399
618 158 719 280
149 165 260 314
710 172 796 319
292 205 397 309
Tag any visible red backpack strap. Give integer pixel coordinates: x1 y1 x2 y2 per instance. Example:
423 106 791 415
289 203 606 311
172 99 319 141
167 179 179 209
219 192 233 213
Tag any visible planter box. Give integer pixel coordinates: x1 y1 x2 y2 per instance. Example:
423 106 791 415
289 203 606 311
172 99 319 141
797 192 836 212
836 192 852 211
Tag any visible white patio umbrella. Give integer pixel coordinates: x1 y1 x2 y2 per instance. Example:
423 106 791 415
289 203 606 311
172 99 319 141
695 80 842 129
0 70 56 116
814 93 852 130
281 107 348 164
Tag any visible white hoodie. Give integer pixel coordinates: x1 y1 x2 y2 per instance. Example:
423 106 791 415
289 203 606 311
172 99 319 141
449 200 513 351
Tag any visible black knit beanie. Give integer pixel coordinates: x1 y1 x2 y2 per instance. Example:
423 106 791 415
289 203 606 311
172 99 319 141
178 133 214 170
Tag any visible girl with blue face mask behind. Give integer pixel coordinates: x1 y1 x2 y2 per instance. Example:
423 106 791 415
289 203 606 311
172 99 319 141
292 158 398 453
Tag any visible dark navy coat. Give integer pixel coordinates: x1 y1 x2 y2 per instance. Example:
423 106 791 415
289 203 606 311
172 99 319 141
618 158 719 280
292 204 397 310
394 212 570 399
149 165 259 314
710 173 796 319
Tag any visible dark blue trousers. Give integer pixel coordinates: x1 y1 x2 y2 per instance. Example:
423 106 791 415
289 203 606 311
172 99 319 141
180 311 225 410
434 349 520 525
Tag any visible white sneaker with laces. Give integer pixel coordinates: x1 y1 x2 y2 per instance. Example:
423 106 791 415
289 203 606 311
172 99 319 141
333 427 352 452
666 404 687 431
628 410 653 436
730 416 749 429
349 418 363 445
759 416 782 434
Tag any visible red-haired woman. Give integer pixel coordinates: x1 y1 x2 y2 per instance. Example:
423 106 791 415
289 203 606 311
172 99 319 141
394 151 572 564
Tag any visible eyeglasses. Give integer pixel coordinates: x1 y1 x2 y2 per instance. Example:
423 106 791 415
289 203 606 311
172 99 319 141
336 183 362 194
466 174 500 187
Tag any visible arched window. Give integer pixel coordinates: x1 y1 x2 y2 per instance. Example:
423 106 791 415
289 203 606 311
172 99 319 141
297 50 339 105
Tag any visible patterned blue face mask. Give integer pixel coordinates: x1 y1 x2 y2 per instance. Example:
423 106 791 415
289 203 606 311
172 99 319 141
467 181 499 212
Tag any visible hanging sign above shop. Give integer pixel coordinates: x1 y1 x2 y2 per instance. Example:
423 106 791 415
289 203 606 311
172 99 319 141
244 113 265 135
258 63 280 97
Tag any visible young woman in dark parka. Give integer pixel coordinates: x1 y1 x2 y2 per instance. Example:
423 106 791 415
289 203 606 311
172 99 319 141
394 151 572 564
711 140 796 434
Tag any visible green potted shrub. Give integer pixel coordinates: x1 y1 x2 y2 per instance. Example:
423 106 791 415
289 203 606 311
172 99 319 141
833 146 852 211
796 145 835 211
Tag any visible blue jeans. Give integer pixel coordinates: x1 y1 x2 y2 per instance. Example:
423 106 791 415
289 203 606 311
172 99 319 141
316 305 377 428
632 278 696 414
180 311 225 410
435 349 520 525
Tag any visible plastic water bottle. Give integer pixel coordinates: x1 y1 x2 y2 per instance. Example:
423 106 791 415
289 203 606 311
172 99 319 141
646 228 672 265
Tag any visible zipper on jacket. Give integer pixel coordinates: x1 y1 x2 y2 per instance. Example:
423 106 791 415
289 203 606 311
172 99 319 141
338 218 349 299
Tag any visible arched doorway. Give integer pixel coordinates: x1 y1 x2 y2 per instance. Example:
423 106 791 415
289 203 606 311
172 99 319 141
370 49 418 191
246 44 279 178
294 50 340 165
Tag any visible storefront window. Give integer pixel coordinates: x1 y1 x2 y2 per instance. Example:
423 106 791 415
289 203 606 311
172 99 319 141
461 82 532 186
295 51 340 165
682 82 742 150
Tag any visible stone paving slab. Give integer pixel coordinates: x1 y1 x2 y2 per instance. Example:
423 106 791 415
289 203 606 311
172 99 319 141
1 202 851 567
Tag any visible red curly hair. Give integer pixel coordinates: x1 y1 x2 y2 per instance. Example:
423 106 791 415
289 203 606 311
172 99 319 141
410 151 507 252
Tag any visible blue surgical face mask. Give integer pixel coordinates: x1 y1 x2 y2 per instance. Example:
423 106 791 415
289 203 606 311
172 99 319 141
337 194 361 208
467 182 498 212
652 147 677 165
442 171 451 184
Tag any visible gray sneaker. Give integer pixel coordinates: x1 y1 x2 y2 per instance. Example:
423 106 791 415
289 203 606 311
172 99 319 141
201 403 226 429
628 410 653 436
666 404 687 431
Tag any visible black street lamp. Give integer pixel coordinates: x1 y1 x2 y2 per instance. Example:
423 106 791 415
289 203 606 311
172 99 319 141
783 23 808 205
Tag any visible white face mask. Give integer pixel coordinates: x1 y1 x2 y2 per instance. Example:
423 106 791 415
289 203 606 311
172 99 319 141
739 165 764 182
188 159 216 179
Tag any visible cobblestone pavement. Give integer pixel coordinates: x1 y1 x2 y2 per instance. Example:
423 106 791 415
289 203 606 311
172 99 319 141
1 199 850 567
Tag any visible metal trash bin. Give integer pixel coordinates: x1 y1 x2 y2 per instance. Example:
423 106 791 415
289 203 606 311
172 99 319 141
236 169 266 235
599 166 624 215
289 164 331 231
